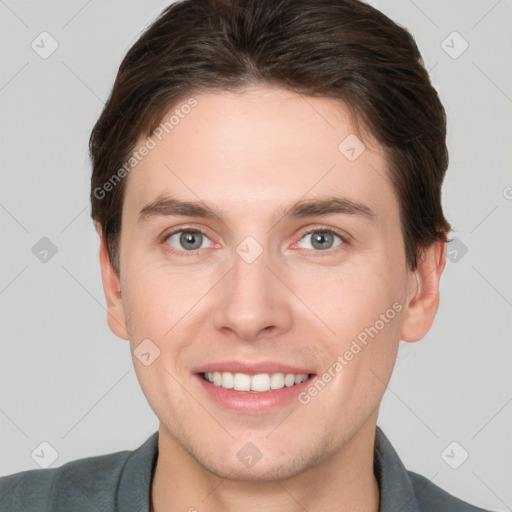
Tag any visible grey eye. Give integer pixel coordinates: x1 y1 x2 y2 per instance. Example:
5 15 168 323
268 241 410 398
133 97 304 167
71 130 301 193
167 230 210 251
299 231 342 251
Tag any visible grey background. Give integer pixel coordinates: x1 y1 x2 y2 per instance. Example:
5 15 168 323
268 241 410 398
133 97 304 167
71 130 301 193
1 0 511 510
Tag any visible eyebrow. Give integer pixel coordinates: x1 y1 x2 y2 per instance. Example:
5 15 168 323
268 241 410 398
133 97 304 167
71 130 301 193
138 195 376 224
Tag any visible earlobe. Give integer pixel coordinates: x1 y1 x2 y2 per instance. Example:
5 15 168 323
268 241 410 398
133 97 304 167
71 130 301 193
400 241 447 343
95 223 129 340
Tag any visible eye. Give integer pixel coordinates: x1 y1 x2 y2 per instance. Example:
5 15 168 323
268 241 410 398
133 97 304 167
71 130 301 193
296 229 345 252
161 227 346 256
164 229 213 253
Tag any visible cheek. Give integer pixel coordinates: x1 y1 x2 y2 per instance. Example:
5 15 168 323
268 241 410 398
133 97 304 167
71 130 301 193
122 267 199 411
122 262 203 336
301 255 406 338
305 252 407 405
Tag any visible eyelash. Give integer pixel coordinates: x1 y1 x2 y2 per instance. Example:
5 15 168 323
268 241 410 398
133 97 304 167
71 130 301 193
160 225 348 258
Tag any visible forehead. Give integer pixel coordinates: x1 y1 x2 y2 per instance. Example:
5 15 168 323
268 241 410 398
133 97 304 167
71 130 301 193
123 86 397 224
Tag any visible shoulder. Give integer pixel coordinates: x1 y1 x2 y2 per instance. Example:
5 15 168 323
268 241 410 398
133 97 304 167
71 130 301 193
374 426 494 512
0 448 132 512
408 470 493 512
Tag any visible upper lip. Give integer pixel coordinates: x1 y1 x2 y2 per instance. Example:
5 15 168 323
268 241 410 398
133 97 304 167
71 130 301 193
193 361 315 375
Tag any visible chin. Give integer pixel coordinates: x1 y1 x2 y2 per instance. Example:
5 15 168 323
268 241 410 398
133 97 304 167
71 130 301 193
193 441 329 482
204 459 305 482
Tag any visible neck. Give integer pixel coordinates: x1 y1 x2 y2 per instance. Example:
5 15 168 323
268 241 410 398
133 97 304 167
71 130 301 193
151 419 380 512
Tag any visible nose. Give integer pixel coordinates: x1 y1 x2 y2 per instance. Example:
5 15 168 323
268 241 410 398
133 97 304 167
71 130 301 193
213 245 292 342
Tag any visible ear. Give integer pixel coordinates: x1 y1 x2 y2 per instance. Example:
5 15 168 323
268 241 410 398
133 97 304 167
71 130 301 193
95 222 129 340
401 241 447 343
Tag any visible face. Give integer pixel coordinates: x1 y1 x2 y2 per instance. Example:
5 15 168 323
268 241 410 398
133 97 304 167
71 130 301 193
100 86 439 481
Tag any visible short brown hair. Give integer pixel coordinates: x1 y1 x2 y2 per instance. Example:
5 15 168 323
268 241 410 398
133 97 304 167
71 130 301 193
90 0 451 273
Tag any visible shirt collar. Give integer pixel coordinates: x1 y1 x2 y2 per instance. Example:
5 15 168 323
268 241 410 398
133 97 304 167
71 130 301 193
117 426 420 512
374 426 421 512
117 430 159 512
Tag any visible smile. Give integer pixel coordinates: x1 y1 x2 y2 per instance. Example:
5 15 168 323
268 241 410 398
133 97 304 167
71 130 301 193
202 371 309 393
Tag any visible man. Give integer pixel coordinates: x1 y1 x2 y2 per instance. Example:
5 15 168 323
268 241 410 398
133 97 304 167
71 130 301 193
0 0 494 510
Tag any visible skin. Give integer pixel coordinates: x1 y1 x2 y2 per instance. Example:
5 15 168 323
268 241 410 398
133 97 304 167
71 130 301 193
96 86 446 512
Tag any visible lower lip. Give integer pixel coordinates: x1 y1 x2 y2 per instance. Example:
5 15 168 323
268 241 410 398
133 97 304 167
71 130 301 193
194 374 315 414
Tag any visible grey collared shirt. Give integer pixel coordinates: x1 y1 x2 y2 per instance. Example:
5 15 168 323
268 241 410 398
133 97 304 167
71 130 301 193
0 426 492 511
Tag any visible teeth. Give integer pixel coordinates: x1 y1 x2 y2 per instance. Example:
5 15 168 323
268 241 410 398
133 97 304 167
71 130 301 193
270 373 285 390
221 371 234 389
203 371 309 392
251 373 270 392
284 374 295 387
233 373 251 391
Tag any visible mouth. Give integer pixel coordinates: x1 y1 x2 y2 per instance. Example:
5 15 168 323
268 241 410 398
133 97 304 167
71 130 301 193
200 371 311 393
192 361 316 413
